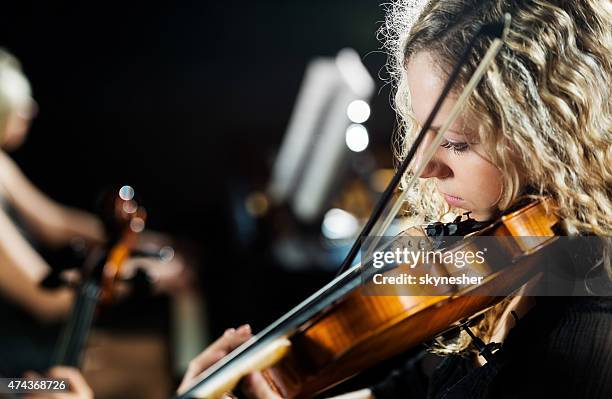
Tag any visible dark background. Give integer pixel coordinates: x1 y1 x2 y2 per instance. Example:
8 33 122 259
1 1 396 333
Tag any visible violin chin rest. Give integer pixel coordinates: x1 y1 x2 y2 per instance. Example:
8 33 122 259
190 338 292 399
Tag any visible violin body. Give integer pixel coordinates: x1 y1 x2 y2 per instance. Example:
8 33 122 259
260 199 560 398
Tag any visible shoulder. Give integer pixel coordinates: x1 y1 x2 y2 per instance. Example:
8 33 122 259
541 297 612 367
541 296 612 345
504 297 612 398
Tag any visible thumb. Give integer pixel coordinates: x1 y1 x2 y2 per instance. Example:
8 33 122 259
241 372 282 399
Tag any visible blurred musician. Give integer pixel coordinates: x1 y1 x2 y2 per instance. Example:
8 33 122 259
0 48 106 375
0 48 190 381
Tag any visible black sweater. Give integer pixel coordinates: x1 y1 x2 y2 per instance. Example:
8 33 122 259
371 297 612 399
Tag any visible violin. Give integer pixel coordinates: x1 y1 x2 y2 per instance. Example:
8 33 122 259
176 14 563 399
53 185 146 367
261 198 561 397
178 197 562 399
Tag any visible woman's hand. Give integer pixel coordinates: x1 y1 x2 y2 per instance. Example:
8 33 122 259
178 324 253 394
120 254 190 295
40 287 75 323
240 372 282 399
23 366 93 399
180 325 375 399
178 324 284 399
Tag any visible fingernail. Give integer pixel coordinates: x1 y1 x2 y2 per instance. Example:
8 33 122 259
238 324 251 334
224 328 235 335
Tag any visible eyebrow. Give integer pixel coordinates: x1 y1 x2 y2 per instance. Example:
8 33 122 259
429 125 480 144
428 125 465 135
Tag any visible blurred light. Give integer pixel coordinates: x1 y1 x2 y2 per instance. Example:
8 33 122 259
322 208 359 240
370 169 394 193
345 124 369 152
159 246 175 262
122 200 138 214
130 217 145 233
245 191 269 217
346 100 370 123
119 185 134 201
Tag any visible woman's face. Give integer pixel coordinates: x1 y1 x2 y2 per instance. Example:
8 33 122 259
406 52 503 221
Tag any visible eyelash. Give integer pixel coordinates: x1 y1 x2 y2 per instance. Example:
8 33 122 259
440 140 469 155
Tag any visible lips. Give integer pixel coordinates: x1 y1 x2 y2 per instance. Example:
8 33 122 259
442 193 464 207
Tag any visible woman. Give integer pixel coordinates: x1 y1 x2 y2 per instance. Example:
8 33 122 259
0 48 106 322
180 0 611 398
0 49 192 381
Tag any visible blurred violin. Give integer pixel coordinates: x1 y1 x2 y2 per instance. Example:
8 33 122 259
176 14 564 399
53 185 146 367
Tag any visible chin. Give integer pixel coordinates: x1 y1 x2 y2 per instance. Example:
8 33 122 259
468 209 495 222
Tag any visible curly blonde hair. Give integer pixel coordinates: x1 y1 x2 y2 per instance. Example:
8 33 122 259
381 0 612 352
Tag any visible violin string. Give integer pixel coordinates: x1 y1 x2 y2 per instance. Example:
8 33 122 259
177 14 511 399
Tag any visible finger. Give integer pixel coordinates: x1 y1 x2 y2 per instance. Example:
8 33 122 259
47 366 93 399
209 324 252 353
46 365 80 384
22 371 45 399
241 372 282 399
179 325 252 394
47 365 78 382
186 329 235 372
190 324 251 369
179 348 227 393
22 368 88 399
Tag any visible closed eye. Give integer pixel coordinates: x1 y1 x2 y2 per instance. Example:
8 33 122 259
440 139 469 155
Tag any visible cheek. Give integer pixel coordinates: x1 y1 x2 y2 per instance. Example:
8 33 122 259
473 163 503 207
452 153 503 207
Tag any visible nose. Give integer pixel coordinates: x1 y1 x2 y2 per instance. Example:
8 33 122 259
419 158 451 178
414 132 452 179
